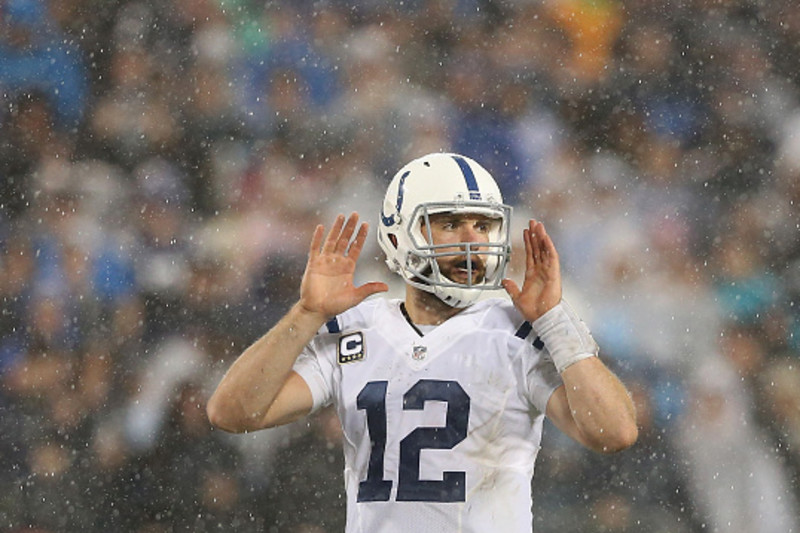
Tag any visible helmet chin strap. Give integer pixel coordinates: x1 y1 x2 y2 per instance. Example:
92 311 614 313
433 285 482 308
409 262 487 309
406 277 479 309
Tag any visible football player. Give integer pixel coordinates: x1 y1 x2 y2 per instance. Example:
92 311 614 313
207 153 638 532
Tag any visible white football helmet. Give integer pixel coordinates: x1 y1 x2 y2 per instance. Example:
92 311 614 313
378 153 512 308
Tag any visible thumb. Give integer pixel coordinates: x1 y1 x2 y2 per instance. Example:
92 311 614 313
501 279 520 301
354 282 390 301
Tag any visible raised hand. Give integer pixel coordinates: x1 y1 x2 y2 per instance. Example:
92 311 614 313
501 220 562 322
299 213 389 320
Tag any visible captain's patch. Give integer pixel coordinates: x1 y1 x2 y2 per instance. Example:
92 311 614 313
338 332 365 364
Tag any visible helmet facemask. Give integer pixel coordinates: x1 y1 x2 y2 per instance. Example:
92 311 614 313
401 201 512 307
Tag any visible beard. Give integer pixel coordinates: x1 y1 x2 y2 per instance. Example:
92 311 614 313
439 255 487 285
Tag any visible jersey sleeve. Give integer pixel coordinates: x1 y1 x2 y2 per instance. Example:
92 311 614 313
489 300 563 416
292 334 336 413
525 348 562 415
512 322 562 415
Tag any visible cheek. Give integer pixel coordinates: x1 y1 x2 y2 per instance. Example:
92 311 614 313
428 228 456 245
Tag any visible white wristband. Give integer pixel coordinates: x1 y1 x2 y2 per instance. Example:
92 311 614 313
532 300 598 373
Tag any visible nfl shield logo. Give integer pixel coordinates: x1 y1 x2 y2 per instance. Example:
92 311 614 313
412 345 427 361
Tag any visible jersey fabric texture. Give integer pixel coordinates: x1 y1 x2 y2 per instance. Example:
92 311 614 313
293 297 562 533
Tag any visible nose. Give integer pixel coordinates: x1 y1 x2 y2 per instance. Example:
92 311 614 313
458 227 490 258
460 223 482 242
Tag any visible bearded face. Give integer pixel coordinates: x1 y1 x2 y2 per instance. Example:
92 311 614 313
421 212 498 286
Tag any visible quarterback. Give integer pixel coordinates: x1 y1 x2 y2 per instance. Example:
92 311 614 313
207 153 638 532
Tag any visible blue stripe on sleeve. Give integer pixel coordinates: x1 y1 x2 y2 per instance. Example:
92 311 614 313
514 321 544 350
514 321 532 339
326 317 341 334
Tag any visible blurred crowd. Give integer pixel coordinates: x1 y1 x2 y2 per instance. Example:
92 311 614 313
1 0 799 531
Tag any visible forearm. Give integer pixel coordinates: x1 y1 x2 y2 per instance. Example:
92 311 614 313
559 357 638 453
206 302 326 432
535 301 637 452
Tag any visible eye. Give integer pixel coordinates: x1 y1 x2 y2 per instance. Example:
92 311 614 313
476 218 499 233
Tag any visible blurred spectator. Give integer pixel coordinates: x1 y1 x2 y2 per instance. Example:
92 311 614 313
0 0 88 129
0 91 75 220
263 406 346 532
535 374 701 532
710 202 781 325
0 233 35 371
87 38 181 169
676 357 799 533
758 358 800 479
543 0 625 84
129 157 193 341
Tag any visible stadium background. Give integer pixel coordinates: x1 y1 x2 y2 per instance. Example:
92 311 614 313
2 0 799 531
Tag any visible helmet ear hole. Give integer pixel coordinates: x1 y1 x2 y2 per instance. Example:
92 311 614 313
388 233 398 248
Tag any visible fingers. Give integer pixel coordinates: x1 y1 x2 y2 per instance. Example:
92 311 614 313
346 222 370 260
527 220 556 266
335 214 359 254
309 224 325 259
529 221 542 267
523 228 534 272
322 214 347 254
524 221 541 270
315 213 367 258
538 222 558 262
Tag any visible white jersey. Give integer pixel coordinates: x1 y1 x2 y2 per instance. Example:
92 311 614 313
293 297 562 533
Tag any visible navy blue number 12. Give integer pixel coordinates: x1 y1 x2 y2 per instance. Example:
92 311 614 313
356 379 470 503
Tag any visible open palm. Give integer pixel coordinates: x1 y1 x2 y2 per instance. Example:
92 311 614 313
299 213 388 319
502 220 562 322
